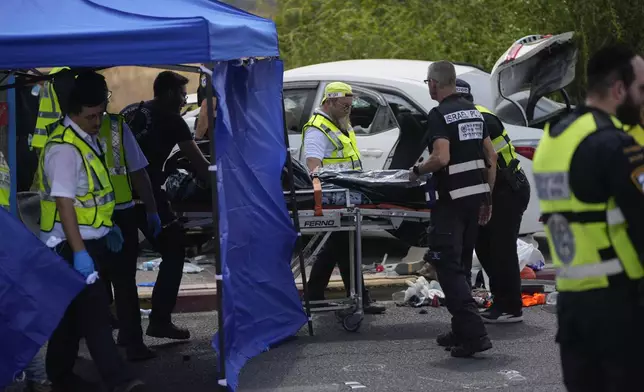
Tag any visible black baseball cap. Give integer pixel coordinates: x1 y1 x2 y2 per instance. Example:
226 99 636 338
455 78 474 102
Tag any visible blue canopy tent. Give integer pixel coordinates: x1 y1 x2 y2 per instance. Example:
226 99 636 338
0 0 311 390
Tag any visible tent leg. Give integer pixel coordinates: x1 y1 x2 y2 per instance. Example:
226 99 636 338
280 95 314 337
7 73 17 217
204 63 227 391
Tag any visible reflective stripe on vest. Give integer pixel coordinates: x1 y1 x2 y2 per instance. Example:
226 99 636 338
533 111 644 292
446 159 490 199
99 114 132 205
0 162 9 207
624 124 644 146
475 105 520 171
32 67 71 149
38 124 115 232
302 113 362 170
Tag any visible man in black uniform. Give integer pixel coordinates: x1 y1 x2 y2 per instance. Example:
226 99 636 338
533 45 644 392
409 61 497 357
121 71 212 340
455 78 530 323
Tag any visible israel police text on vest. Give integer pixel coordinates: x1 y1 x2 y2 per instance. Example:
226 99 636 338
32 67 71 149
533 112 644 292
38 123 116 232
433 99 490 200
99 114 132 206
302 114 362 170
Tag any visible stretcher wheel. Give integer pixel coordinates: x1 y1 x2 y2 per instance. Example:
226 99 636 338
335 308 352 322
342 313 362 332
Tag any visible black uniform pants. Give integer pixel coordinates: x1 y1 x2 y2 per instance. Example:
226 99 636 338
557 285 644 392
474 173 530 313
133 203 186 325
424 199 487 342
47 238 132 389
99 207 144 345
307 232 371 303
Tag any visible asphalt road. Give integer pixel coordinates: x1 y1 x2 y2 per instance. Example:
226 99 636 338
74 303 564 391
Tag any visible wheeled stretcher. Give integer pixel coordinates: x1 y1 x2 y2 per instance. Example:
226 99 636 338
172 176 432 332
288 181 432 332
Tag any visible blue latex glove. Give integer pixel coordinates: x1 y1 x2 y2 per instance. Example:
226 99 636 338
147 212 162 238
73 250 96 279
105 225 124 253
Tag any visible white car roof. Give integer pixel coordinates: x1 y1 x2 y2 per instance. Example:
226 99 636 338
285 59 495 113
284 59 479 83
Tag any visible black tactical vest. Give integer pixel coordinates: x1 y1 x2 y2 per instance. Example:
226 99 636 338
430 95 490 202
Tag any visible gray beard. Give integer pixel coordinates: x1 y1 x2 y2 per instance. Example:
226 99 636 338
336 115 351 131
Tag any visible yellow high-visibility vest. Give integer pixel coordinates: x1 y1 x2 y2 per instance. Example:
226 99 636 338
302 113 362 170
39 123 115 232
99 113 132 206
475 105 521 171
533 111 644 292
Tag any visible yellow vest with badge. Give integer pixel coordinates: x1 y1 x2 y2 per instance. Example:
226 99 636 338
475 105 520 171
0 160 9 208
32 67 71 149
624 124 644 146
99 113 132 206
302 113 362 170
533 112 644 292
38 123 116 232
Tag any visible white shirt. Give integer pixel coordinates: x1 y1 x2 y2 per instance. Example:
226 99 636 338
302 109 336 161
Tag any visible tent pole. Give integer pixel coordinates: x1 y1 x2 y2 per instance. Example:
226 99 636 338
7 73 17 217
204 62 227 391
280 95 314 337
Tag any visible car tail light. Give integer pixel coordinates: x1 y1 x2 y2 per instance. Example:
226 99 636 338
513 139 540 160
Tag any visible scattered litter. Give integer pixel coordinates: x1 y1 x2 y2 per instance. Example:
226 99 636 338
344 381 366 389
499 370 527 382
522 293 546 307
546 291 558 305
140 309 151 318
191 255 214 265
472 289 493 308
392 276 444 307
137 258 205 274
471 239 544 289
419 309 428 314
138 282 155 287
520 266 537 280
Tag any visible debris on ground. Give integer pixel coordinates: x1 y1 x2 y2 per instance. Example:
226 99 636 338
392 276 444 307
137 258 204 273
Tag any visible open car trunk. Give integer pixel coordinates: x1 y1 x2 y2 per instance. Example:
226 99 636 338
490 32 577 128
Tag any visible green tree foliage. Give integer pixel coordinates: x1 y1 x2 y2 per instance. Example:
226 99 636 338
273 0 644 99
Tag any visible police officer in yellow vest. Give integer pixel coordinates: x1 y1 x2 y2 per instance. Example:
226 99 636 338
73 72 162 362
0 157 9 209
300 82 385 314
455 79 530 324
533 44 644 392
38 71 144 392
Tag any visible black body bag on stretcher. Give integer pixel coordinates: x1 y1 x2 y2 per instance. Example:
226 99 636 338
163 142 433 247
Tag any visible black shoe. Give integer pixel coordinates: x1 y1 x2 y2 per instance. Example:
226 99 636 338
481 307 523 324
126 343 157 362
436 331 459 348
450 336 493 358
363 301 386 314
146 322 191 340
112 379 145 392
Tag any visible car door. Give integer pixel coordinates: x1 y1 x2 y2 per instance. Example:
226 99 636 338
283 81 320 160
347 85 401 170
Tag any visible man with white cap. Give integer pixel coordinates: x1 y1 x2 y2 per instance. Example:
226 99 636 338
300 82 385 314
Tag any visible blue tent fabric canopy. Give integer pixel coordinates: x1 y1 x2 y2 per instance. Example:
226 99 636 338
0 1 304 391
0 0 279 69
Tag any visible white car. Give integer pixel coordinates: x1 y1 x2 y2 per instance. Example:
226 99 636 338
283 32 577 236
